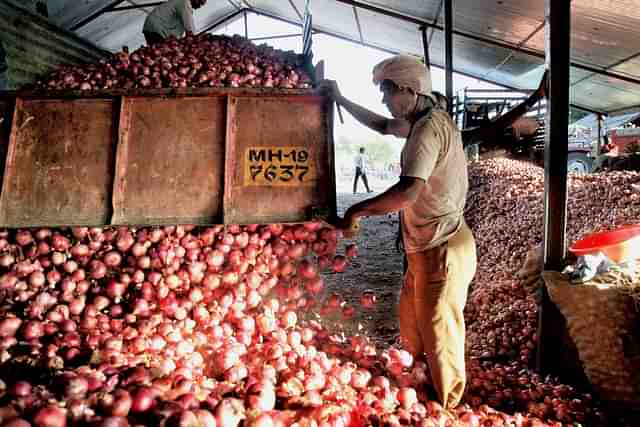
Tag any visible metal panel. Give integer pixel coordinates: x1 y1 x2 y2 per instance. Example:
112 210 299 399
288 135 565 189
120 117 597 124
0 1 107 89
111 96 226 225
292 0 361 42
446 0 545 46
357 8 422 56
571 74 640 113
487 50 545 89
611 56 640 80
50 0 114 30
354 0 440 21
450 35 514 81
570 0 640 69
76 10 148 53
250 0 301 24
0 99 117 226
224 95 334 224
193 2 239 36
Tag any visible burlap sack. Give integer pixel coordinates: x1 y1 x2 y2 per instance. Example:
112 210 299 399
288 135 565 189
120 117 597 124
542 271 640 403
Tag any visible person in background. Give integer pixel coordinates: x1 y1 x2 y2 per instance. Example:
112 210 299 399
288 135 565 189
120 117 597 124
0 41 8 91
322 55 476 409
353 147 373 194
142 0 208 45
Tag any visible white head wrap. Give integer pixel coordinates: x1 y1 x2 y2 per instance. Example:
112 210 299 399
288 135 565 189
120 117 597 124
372 55 434 100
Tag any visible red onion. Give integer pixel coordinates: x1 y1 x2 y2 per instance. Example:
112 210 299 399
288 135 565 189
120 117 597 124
33 405 66 427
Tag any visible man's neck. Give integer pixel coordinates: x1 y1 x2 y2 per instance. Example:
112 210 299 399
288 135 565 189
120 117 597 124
407 95 434 124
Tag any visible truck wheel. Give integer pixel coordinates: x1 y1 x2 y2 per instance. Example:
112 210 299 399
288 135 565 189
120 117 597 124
567 152 592 174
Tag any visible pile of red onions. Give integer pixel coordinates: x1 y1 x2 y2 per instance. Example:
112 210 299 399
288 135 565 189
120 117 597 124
0 218 608 426
464 159 640 364
36 34 312 91
454 158 640 425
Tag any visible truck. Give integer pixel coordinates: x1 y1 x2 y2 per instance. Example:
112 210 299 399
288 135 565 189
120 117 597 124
454 88 595 173
0 4 337 229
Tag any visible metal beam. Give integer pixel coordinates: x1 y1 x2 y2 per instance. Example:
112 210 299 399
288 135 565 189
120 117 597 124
250 33 304 42
421 26 430 69
244 10 248 38
198 8 246 35
69 0 127 31
109 2 163 12
444 0 453 115
287 0 304 22
538 0 571 376
543 0 571 271
596 113 603 155
226 0 242 10
429 0 444 45
353 7 364 43
333 0 640 87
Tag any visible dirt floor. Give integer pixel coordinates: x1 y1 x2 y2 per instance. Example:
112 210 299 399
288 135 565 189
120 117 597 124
315 175 405 348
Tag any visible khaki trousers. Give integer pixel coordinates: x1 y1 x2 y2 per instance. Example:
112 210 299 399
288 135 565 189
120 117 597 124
399 220 477 408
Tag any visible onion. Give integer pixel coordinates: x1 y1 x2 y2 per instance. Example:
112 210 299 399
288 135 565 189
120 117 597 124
9 381 31 397
131 387 156 412
104 251 122 267
0 317 22 337
33 405 66 427
0 252 15 267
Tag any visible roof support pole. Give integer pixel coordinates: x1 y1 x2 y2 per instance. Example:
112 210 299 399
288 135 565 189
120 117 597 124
444 0 453 115
244 11 248 39
421 26 431 71
537 0 571 376
596 113 603 157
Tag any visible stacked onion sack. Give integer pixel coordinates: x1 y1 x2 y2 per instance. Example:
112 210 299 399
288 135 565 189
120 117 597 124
37 34 312 91
463 158 640 424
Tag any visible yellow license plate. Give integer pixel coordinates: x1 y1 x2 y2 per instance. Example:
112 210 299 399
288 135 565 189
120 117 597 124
244 146 315 186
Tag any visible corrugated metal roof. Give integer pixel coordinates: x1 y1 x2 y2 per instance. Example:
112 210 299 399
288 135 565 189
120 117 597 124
9 0 640 114
0 1 108 89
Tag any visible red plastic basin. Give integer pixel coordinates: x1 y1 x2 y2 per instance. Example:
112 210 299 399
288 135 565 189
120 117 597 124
569 224 640 263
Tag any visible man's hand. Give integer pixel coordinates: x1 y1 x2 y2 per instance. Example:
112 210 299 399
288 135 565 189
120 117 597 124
318 80 344 105
329 208 360 238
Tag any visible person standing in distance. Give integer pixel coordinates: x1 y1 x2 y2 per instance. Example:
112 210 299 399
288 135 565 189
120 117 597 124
353 147 373 194
142 0 208 45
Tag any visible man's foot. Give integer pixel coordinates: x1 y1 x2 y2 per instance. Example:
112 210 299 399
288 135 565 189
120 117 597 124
367 190 373 193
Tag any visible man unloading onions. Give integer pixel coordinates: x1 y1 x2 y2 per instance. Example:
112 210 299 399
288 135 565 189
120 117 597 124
142 0 208 46
322 55 477 409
